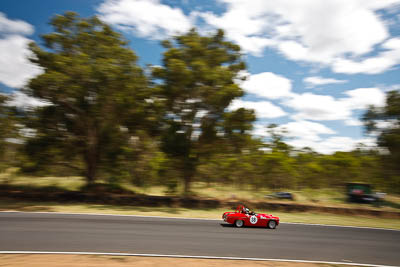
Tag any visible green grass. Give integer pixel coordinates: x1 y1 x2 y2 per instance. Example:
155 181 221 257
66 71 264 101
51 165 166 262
0 198 399 230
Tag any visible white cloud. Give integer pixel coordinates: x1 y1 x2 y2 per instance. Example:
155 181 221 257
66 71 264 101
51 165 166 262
304 76 348 88
0 12 33 35
97 0 193 39
342 87 386 110
283 87 386 122
199 10 275 55
344 118 363 126
333 38 400 74
277 41 331 64
241 72 293 99
0 13 42 88
252 124 270 138
228 99 286 119
342 87 385 126
283 93 350 121
95 0 400 74
254 120 376 153
277 120 336 141
376 120 398 129
381 84 400 92
197 0 400 73
0 35 42 88
287 136 377 154
6 91 50 109
253 120 336 149
228 33 275 56
288 136 376 154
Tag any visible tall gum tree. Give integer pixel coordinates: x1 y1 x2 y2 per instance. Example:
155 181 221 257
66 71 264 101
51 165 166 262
153 29 255 194
0 94 12 169
363 90 400 192
24 12 156 185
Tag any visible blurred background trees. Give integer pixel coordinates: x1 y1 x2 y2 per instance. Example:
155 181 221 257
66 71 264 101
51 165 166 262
152 29 255 193
0 12 398 196
21 12 158 186
363 90 400 193
0 94 20 172
0 95 11 171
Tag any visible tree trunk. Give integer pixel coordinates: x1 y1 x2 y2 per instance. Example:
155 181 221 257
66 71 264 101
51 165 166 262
85 149 97 185
85 126 98 186
183 173 191 194
183 160 195 195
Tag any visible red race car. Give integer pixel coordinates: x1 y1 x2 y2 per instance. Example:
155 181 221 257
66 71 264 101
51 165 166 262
222 205 280 229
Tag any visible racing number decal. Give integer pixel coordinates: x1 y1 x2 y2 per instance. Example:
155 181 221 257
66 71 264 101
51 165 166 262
250 215 258 224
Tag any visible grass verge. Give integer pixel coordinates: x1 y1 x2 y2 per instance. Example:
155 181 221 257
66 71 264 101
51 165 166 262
1 170 400 212
0 198 399 230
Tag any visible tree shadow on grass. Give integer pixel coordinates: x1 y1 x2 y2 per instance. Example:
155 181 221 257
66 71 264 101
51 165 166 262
0 198 54 212
379 200 400 210
88 204 184 214
0 198 189 215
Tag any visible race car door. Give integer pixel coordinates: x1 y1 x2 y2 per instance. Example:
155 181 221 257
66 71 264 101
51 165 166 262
245 214 266 227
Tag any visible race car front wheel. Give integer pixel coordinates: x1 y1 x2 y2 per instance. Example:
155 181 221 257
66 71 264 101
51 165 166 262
267 220 277 229
235 220 244 228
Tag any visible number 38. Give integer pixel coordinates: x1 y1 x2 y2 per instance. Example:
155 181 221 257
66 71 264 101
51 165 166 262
250 215 258 224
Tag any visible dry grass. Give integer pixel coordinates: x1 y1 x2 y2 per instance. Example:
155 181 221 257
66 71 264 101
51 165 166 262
1 170 399 212
0 168 84 191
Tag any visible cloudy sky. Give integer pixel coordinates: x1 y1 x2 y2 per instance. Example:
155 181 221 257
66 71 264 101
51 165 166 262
1 0 400 153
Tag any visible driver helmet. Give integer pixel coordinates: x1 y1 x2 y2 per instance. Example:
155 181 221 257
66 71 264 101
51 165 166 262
245 208 250 214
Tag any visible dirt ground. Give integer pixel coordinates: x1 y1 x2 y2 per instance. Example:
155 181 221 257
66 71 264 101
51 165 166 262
0 254 353 267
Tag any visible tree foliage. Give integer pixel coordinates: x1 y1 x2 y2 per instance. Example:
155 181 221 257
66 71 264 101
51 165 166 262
153 29 255 193
0 95 11 169
23 12 157 185
363 90 400 193
0 95 21 171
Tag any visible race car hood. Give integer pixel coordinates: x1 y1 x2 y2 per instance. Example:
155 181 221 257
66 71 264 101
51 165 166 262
222 211 235 219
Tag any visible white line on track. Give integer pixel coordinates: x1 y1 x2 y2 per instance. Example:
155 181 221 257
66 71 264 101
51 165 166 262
0 251 397 267
0 210 398 231
281 221 400 231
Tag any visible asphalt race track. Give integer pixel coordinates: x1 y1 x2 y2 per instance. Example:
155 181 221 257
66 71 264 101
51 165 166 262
0 212 399 266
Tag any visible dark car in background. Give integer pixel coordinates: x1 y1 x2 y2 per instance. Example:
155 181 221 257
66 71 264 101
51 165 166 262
265 192 294 200
346 183 385 203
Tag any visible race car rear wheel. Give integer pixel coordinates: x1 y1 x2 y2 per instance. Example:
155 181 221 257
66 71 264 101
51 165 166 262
235 220 244 228
267 220 277 229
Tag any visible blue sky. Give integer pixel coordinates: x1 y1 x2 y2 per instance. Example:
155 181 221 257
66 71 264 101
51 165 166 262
1 0 400 153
